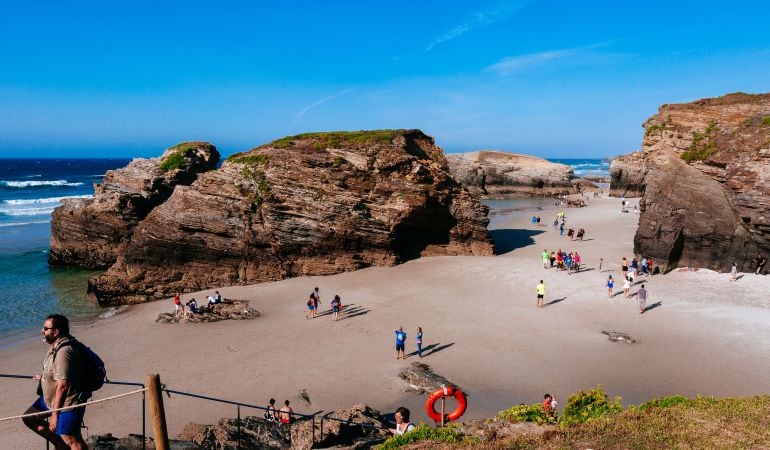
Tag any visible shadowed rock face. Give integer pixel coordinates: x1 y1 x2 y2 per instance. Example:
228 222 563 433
446 151 589 197
610 93 770 272
48 142 220 269
84 130 494 306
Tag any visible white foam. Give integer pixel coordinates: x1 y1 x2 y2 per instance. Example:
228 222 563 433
0 206 56 216
99 306 128 319
0 220 50 227
3 195 93 205
0 180 84 188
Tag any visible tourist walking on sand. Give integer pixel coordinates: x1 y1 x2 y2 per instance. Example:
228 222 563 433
731 262 738 281
394 327 407 360
536 280 547 308
638 284 648 313
553 219 558 230
305 293 315 319
311 287 321 317
572 252 581 273
279 400 293 425
621 257 629 276
754 253 766 275
542 249 549 269
599 257 604 271
606 275 614 298
549 251 556 268
623 277 631 298
331 295 342 321
264 398 277 423
174 292 183 318
559 223 565 236
23 314 90 450
416 327 423 358
641 257 649 275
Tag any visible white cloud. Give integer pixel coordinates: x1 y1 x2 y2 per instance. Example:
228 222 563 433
293 88 355 123
485 42 614 76
426 1 529 52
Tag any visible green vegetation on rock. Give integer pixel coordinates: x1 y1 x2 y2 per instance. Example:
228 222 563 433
226 153 269 165
270 130 404 149
681 121 719 163
376 424 476 449
762 116 770 126
158 148 191 171
499 403 555 425
227 152 270 205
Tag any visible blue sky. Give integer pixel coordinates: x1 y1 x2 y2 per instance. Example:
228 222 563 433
1 0 769 159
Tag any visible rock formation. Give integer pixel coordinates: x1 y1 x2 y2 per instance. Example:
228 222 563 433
446 150 592 197
77 130 494 306
49 142 219 268
610 92 770 272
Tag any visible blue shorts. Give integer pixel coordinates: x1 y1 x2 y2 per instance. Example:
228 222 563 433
32 396 85 436
396 343 405 351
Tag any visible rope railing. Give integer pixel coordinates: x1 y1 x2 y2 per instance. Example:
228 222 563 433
0 374 147 450
2 374 390 449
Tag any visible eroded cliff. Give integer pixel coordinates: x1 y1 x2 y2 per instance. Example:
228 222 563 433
82 130 494 306
49 143 219 268
610 92 770 272
446 151 590 197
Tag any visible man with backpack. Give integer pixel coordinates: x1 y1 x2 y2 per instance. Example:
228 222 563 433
23 314 104 450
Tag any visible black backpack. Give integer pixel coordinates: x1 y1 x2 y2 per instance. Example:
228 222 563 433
54 338 107 394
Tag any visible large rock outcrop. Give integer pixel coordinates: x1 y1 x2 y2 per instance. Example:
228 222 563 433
49 142 219 268
83 130 494 306
610 92 770 272
446 150 590 197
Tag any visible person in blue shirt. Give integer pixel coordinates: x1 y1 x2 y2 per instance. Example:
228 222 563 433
416 327 423 358
393 327 407 360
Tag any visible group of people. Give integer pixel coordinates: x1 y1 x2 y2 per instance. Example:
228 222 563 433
173 291 222 320
304 287 343 321
393 326 423 359
542 249 583 273
607 257 650 313
262 398 295 425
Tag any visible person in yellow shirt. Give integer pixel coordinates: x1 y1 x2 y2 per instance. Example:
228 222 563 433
536 280 547 308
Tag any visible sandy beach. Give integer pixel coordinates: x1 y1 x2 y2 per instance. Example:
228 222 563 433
2 195 770 447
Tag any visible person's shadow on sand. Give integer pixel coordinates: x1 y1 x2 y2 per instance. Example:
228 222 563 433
543 297 566 307
489 229 545 254
405 342 455 358
642 301 662 313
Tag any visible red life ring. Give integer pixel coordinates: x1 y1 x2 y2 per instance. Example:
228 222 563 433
425 386 467 423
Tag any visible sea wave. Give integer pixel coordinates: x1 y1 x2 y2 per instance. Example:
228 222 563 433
21 174 42 178
0 206 58 216
3 195 93 205
0 220 50 227
0 180 84 188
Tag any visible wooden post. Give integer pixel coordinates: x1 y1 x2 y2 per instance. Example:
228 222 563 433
440 397 445 427
147 373 170 450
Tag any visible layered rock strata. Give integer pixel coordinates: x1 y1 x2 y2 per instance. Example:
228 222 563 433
83 130 494 306
610 92 770 272
446 150 591 197
49 142 219 268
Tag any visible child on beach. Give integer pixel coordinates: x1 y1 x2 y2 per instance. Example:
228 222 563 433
305 294 315 319
731 263 738 281
623 277 631 298
416 327 423 358
606 275 614 298
331 295 342 321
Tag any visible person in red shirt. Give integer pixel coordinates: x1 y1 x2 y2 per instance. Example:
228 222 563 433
542 393 557 418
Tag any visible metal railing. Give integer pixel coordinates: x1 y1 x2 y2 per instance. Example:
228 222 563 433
0 374 146 450
162 387 388 449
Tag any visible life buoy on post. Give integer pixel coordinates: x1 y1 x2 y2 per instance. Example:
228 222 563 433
425 386 467 423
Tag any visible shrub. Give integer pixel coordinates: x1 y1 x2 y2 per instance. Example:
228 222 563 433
376 424 475 449
227 154 268 165
681 130 718 163
499 403 555 424
762 116 770 126
639 395 692 410
158 150 189 171
269 130 402 149
560 386 622 426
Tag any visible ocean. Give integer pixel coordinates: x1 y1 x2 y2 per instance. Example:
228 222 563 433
0 158 130 343
0 157 608 343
